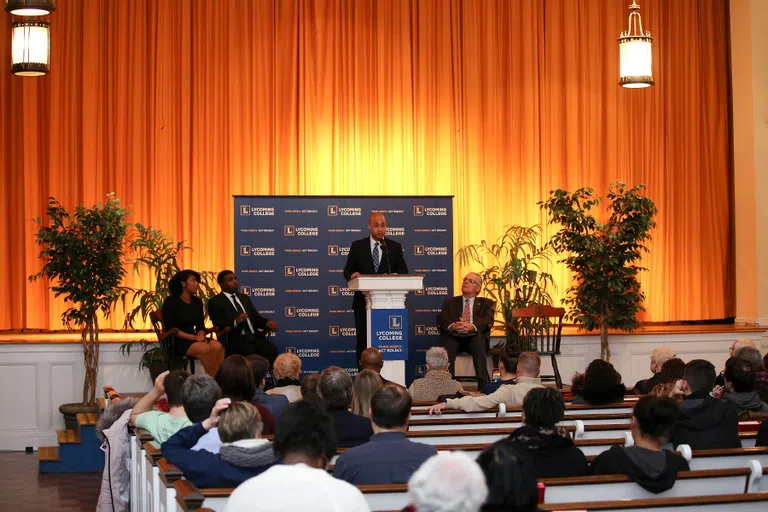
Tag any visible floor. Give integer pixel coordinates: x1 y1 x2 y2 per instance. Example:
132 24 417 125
0 451 101 511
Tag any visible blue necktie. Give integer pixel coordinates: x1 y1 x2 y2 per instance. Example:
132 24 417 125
373 242 380 272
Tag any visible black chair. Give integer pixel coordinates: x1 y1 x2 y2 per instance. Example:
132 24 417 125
149 309 201 374
509 305 565 388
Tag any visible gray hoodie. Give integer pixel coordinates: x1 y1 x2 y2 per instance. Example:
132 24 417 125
724 391 768 414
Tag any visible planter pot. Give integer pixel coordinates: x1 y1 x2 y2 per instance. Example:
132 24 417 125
59 402 101 431
144 351 168 383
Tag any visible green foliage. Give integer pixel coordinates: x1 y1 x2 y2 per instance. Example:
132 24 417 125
539 181 657 360
457 225 555 349
29 194 130 405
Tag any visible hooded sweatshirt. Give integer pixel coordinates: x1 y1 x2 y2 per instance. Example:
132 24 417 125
669 391 740 450
723 391 768 417
590 445 690 493
506 425 588 478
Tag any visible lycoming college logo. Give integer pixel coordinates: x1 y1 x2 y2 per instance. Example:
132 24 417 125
415 288 425 296
328 285 339 296
416 365 427 377
284 225 295 236
240 205 251 216
240 286 251 295
328 245 339 256
327 205 338 216
414 245 425 256
285 347 296 354
415 325 426 335
414 205 424 216
285 266 295 277
329 326 340 336
285 307 296 317
389 316 403 330
240 245 251 256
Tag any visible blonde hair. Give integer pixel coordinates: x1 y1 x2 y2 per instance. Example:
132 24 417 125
218 401 262 443
273 353 302 380
351 369 383 417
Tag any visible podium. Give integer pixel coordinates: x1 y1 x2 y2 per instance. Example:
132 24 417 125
348 274 424 386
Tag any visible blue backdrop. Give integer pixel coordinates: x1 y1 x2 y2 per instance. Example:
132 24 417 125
234 196 453 385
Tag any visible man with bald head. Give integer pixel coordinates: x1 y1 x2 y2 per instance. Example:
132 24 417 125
437 272 495 389
360 347 393 386
344 212 409 365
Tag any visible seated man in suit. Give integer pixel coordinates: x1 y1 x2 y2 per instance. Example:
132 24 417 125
334 384 437 485
207 270 278 364
437 272 495 390
343 212 409 366
318 366 373 448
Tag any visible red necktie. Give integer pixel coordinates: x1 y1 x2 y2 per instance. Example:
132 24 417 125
462 299 471 322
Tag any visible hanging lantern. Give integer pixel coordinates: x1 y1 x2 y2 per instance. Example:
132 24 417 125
11 20 50 76
5 0 55 16
618 0 653 88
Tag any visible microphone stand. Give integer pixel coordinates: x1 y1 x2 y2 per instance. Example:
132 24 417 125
380 239 392 274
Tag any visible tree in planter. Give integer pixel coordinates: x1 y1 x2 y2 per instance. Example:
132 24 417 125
456 225 555 353
30 194 130 407
539 181 658 361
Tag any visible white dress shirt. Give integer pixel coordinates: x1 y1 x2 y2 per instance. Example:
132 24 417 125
226 292 255 333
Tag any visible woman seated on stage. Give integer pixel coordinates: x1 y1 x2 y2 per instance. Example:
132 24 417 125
162 269 224 377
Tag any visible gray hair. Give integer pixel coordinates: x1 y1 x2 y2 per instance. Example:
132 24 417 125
318 366 354 409
408 452 488 512
181 375 221 423
735 346 763 372
426 346 450 370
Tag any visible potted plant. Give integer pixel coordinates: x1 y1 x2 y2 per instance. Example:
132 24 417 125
456 225 555 355
30 194 130 429
539 181 658 361
120 224 218 379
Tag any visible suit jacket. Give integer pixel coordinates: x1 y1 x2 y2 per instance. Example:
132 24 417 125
328 408 374 448
437 296 495 335
208 292 269 340
343 237 408 308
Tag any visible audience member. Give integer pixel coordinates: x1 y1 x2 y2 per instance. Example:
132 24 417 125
571 359 625 405
668 359 740 449
648 358 685 398
351 369 382 417
633 346 675 395
716 338 757 386
408 346 464 402
225 401 370 512
482 350 517 395
130 370 191 443
405 452 488 512
267 352 303 402
163 399 276 488
300 373 321 404
181 374 221 423
335 384 437 485
722 356 768 418
247 354 289 419
504 387 588 477
735 346 768 403
427 353 543 415
360 347 392 385
216 355 276 433
757 418 768 446
318 366 373 447
591 396 689 493
476 442 539 512
161 269 224 376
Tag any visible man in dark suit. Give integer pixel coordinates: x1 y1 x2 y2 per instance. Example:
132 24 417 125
343 212 409 364
437 272 495 389
207 270 278 364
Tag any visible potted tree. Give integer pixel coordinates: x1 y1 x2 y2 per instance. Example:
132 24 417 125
456 225 555 355
539 181 658 361
30 194 130 429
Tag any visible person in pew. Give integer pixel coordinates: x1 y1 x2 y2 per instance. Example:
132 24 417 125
720 356 768 419
427 352 543 415
590 396 689 493
571 359 626 405
266 352 303 402
300 372 321 404
713 347 768 404
225 400 370 512
351 369 382 417
360 346 394 386
648 358 685 398
408 346 465 402
216 355 276 433
162 269 225 376
482 349 517 395
319 366 374 447
633 346 676 395
668 359 740 450
503 387 588 478
757 418 768 446
162 398 278 488
404 452 488 512
334 384 437 485
130 370 191 443
476 442 539 512
715 339 757 387
247 354 289 419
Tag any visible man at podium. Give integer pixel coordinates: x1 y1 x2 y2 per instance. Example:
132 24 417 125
343 212 409 364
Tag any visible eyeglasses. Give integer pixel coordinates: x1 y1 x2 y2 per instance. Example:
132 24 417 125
462 278 480 286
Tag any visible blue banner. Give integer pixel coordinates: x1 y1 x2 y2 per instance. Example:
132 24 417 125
234 196 453 385
370 308 408 360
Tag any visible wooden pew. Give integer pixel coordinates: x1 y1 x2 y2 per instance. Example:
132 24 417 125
538 492 768 511
158 458 183 512
687 447 768 471
144 442 163 512
401 424 633 445
408 413 633 430
133 428 154 512
410 402 634 418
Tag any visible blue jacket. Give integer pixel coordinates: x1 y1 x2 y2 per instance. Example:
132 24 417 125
334 431 437 485
253 388 289 419
162 423 276 488
329 408 374 448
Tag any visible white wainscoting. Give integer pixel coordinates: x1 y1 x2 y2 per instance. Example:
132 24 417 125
0 343 150 451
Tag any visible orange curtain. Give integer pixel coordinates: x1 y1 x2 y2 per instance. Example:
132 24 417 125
0 0 733 330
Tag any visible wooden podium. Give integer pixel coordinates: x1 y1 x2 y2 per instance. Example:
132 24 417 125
348 274 423 385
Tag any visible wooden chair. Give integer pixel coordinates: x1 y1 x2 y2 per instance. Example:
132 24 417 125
510 305 565 388
150 309 219 375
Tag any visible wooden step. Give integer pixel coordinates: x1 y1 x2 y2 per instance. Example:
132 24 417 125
77 412 99 427
39 446 60 462
57 429 82 444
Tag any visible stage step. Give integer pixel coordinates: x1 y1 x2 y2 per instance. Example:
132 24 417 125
39 446 60 462
57 429 81 444
77 412 98 427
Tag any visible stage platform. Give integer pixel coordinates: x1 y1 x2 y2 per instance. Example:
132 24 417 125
0 323 764 450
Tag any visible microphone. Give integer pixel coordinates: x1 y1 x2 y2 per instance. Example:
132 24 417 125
379 238 392 274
